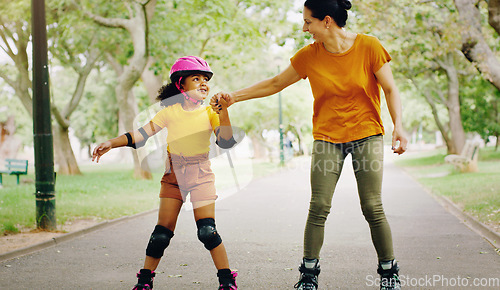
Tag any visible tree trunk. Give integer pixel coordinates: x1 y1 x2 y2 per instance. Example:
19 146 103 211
141 57 164 103
53 123 82 175
410 77 454 153
423 92 454 153
116 84 152 179
454 0 500 91
14 52 33 117
250 135 268 159
496 132 499 151
439 54 466 154
489 0 500 35
51 46 100 175
89 1 157 180
495 98 499 151
288 123 306 155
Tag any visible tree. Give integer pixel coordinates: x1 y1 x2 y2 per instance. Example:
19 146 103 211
70 69 120 157
83 0 157 179
351 0 471 153
225 51 313 159
82 0 293 174
0 1 32 116
461 75 500 149
47 3 104 174
139 0 297 160
454 0 500 91
0 0 100 175
489 0 500 34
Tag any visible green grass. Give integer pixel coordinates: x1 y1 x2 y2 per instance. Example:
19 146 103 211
395 149 447 167
0 167 162 235
2 222 20 235
395 146 500 228
479 146 500 161
0 159 280 235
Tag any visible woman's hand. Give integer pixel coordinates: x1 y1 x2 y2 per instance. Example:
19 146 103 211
92 141 112 163
391 126 408 155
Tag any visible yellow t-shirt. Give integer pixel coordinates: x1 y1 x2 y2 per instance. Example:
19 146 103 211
151 103 220 156
290 34 391 143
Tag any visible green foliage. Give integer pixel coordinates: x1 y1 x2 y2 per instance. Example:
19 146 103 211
461 76 500 143
3 0 498 161
71 69 119 146
148 0 293 76
62 0 296 144
0 1 31 22
350 0 500 147
219 47 313 146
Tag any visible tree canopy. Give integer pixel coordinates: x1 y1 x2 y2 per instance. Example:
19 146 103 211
0 0 499 175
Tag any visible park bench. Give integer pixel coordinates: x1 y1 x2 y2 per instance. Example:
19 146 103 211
444 140 480 173
0 159 28 186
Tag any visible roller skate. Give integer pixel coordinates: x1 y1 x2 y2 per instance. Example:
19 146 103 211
218 269 237 290
132 269 155 290
378 260 401 290
294 258 320 290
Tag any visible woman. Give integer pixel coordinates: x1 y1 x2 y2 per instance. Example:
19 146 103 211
211 1 407 289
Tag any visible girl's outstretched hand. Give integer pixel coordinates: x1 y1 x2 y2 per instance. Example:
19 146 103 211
92 141 112 163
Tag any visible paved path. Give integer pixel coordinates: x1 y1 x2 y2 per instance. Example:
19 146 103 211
1 152 499 289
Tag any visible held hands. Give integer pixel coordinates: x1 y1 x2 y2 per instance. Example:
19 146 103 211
210 92 235 114
217 96 229 111
92 141 112 163
391 126 409 155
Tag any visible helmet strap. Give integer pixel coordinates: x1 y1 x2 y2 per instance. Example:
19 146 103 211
183 93 203 105
176 77 203 105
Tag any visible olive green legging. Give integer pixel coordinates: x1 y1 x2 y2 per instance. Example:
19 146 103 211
304 135 395 262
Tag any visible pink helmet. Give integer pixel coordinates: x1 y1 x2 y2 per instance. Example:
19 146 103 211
169 56 213 82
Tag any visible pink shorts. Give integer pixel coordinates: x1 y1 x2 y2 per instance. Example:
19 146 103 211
159 153 217 202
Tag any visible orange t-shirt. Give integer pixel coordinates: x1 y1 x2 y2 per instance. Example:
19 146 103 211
290 34 391 143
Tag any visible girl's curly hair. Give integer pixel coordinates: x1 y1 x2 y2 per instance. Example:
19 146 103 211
156 82 183 107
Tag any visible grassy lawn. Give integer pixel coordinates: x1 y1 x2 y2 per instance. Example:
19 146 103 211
0 158 281 236
395 146 500 230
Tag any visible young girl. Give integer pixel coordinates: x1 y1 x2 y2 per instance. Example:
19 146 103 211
92 56 238 290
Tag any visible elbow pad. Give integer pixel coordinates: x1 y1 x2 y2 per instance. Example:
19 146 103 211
215 127 237 149
216 136 237 149
125 127 149 149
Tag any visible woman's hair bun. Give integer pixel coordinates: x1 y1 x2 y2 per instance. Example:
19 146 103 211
338 0 352 10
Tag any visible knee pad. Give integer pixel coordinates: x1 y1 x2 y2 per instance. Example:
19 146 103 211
146 225 174 258
196 218 222 250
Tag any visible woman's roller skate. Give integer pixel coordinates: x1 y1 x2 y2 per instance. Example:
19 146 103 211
294 258 320 290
